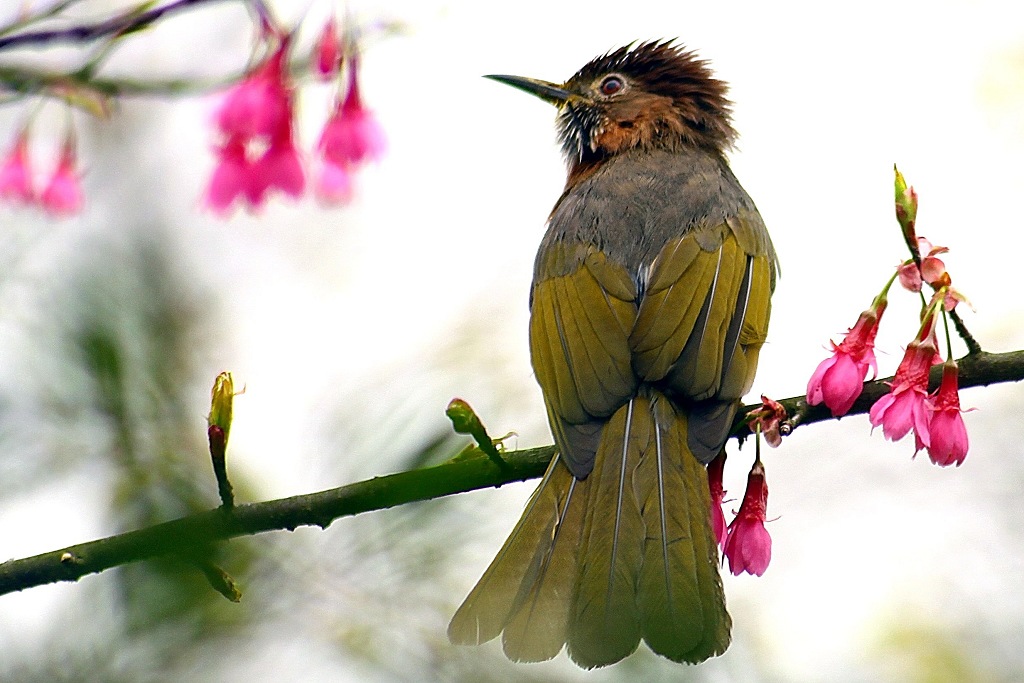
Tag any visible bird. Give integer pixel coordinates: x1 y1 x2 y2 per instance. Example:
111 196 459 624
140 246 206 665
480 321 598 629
448 40 777 668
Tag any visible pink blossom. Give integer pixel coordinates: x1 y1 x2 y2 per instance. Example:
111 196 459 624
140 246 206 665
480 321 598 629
247 133 305 204
318 104 386 167
0 129 34 203
926 360 969 467
315 17 341 79
724 460 771 577
706 453 727 551
206 35 305 213
205 136 250 213
317 55 386 169
869 337 938 447
216 42 291 140
807 298 886 417
40 136 83 216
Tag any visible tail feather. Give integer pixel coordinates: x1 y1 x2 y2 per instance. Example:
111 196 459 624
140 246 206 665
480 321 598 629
448 455 583 658
567 398 645 668
449 391 731 667
635 396 731 662
502 473 586 661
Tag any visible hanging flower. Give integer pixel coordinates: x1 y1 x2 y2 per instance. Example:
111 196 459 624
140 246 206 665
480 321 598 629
706 453 728 551
868 301 942 449
0 128 34 204
315 51 385 204
807 293 887 417
315 16 342 79
205 135 250 212
40 132 83 216
216 40 291 141
926 359 969 467
724 460 771 577
247 130 305 205
205 32 304 213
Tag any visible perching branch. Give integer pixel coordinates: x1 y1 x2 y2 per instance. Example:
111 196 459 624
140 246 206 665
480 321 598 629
1 348 1022 598
0 445 554 598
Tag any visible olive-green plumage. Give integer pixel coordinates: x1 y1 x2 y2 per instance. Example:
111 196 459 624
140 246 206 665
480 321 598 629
449 40 777 668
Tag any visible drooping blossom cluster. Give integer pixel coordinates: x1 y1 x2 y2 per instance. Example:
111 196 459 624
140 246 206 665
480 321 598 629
205 17 386 214
708 397 783 578
806 167 971 467
205 31 304 214
0 126 83 217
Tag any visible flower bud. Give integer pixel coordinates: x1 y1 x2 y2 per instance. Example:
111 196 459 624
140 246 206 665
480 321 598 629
209 371 235 446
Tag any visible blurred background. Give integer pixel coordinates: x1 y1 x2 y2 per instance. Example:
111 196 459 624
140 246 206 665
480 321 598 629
1 0 1023 681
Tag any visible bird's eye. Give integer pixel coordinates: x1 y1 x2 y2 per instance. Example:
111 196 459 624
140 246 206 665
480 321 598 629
599 76 623 96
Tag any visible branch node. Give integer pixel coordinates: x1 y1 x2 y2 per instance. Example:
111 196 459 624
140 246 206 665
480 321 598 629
59 552 82 565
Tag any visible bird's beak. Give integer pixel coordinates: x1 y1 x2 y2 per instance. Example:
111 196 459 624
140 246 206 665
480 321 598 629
485 74 573 106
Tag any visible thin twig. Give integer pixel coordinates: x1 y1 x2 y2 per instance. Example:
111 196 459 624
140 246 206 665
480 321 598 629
0 0 232 51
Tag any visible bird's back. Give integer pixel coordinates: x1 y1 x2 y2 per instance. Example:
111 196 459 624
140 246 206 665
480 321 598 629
538 146 774 281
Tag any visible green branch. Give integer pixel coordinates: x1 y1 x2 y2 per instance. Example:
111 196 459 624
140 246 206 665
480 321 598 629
1 349 1022 598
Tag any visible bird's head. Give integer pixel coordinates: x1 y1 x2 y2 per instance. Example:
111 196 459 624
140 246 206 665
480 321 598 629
487 41 737 166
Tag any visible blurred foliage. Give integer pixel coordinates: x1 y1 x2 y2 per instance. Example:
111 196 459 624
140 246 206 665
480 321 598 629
0 226 262 681
875 617 1009 683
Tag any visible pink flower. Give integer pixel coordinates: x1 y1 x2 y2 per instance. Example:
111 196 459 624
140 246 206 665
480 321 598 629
216 42 291 140
869 337 938 447
807 297 886 417
706 453 727 551
205 136 250 213
40 135 83 216
724 460 771 577
247 133 305 204
0 129 34 203
206 35 305 213
315 17 341 79
926 360 969 467
317 54 386 169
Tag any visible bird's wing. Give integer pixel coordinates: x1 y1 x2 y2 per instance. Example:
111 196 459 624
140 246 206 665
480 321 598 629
631 208 774 461
530 243 638 478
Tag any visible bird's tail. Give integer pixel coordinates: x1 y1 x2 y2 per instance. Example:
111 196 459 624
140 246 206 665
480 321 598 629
448 391 731 667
